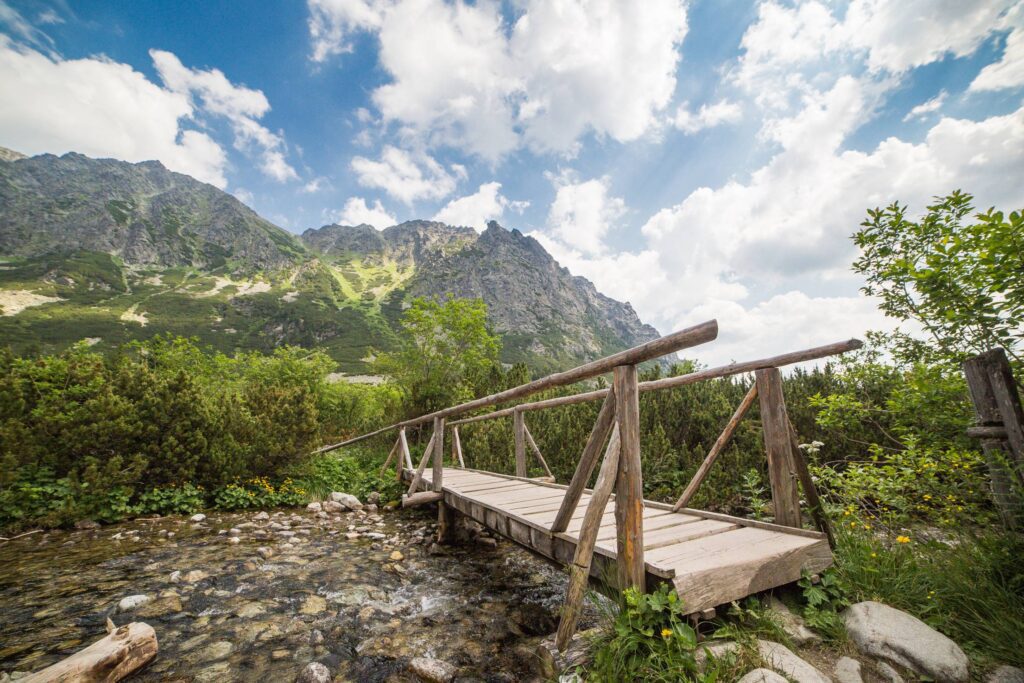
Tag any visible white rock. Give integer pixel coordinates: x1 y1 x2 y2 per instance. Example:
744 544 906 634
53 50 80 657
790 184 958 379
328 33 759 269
987 667 1024 683
169 570 182 583
844 602 969 683
190 513 206 523
257 546 274 559
253 511 270 521
875 661 905 683
329 492 363 510
767 596 821 645
757 640 832 683
696 641 739 670
322 500 344 513
228 536 240 544
306 502 322 512
738 669 790 683
296 662 331 683
408 657 456 683
117 594 152 611
835 657 863 683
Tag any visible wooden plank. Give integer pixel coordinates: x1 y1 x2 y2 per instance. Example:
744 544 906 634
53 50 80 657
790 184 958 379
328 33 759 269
556 423 621 650
673 383 758 510
552 388 617 532
642 519 739 551
432 417 445 492
503 494 573 513
379 436 401 476
403 491 443 507
523 420 554 479
399 427 413 470
650 526 807 566
452 426 465 468
407 431 436 495
756 368 802 528
457 480 532 495
614 364 645 591
476 487 567 506
514 409 527 477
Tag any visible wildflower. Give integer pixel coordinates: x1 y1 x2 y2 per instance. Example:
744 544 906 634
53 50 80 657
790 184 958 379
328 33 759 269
863 524 871 530
923 494 932 501
661 628 672 639
896 535 910 544
850 521 857 528
870 552 877 558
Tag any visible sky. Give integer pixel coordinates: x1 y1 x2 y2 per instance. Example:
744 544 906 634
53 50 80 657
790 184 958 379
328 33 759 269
0 0 1022 365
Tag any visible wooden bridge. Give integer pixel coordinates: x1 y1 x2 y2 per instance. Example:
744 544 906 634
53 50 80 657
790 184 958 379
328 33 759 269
323 319 860 650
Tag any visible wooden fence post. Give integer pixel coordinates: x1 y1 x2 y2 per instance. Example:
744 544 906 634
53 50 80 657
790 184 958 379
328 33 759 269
614 364 644 592
452 426 465 468
755 368 802 528
964 349 1023 529
514 408 527 477
551 389 617 533
432 416 445 492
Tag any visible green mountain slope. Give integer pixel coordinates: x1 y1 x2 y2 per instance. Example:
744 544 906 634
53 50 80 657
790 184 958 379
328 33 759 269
0 150 660 372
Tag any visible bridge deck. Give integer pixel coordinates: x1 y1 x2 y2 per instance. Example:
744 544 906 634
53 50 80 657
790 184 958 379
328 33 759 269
409 467 832 614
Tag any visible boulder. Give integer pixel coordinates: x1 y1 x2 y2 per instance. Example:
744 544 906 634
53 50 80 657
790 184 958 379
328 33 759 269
74 519 100 530
757 641 831 683
535 629 596 678
253 511 270 521
322 500 344 513
844 602 969 683
306 502 322 512
296 662 331 683
408 657 456 683
190 513 206 523
875 662 905 683
329 492 363 510
117 595 152 612
834 657 863 683
767 596 820 645
367 492 381 505
988 666 1024 683
738 669 790 683
696 640 738 670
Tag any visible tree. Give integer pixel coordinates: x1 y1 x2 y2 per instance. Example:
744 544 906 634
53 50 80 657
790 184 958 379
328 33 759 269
373 296 501 417
853 190 1024 365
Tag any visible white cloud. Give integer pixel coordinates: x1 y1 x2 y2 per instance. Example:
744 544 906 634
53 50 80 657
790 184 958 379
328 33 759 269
0 37 228 187
351 145 459 204
545 173 626 256
233 187 255 206
433 181 528 232
903 90 947 121
0 0 55 53
672 99 743 134
150 50 298 182
310 0 687 160
970 25 1024 91
302 177 329 193
333 196 397 229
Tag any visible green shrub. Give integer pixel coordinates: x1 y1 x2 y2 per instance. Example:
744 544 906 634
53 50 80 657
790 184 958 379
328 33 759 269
212 477 309 511
290 451 403 504
136 484 205 515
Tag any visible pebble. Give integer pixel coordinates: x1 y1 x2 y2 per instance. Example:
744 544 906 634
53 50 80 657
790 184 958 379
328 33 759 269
835 656 863 683
117 594 152 611
299 595 327 615
182 569 208 583
253 511 270 521
296 662 331 683
738 669 789 683
257 546 274 559
200 640 234 662
306 502 322 512
988 667 1024 683
190 513 207 523
409 657 457 683
389 550 404 561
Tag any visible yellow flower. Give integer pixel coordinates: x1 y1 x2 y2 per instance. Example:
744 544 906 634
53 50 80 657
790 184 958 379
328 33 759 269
896 535 910 544
660 628 672 638
870 552 877 558
923 494 932 501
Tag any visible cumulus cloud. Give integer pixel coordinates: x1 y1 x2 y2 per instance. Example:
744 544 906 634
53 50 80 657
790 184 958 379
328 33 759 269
150 50 298 182
903 90 947 121
308 0 687 160
970 24 1024 91
433 182 528 232
351 145 460 204
545 173 626 256
0 37 228 187
672 99 743 134
333 196 397 229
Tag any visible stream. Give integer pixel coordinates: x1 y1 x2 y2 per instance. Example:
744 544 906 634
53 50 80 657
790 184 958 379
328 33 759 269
0 505 601 682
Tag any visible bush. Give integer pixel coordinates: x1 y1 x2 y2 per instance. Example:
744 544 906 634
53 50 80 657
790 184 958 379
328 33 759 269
136 484 205 515
290 450 403 504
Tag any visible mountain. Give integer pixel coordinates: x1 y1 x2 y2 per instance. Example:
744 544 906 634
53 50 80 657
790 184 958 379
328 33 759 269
0 150 660 372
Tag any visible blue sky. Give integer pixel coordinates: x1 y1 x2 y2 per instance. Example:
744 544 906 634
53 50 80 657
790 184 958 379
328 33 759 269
1 0 1022 363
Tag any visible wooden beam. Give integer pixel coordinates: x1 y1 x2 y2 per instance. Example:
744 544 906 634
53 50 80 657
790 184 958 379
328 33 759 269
673 383 758 510
614 364 645 592
452 426 465 467
402 490 443 507
21 621 158 683
556 425 621 651
406 431 436 496
514 409 527 477
432 416 445 493
787 420 835 548
551 388 617 532
523 421 554 479
379 436 402 477
756 368 802 528
399 427 413 469
446 338 863 428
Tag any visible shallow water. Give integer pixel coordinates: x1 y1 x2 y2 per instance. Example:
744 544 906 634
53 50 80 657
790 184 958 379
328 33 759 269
0 506 600 681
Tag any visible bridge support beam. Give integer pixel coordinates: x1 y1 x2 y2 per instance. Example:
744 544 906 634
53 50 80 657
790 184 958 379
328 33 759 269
614 364 645 593
513 409 527 477
756 368 802 528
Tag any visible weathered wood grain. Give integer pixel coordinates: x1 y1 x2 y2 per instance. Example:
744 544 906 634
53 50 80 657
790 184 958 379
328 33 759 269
614 364 645 592
755 368 802 528
551 388 617 532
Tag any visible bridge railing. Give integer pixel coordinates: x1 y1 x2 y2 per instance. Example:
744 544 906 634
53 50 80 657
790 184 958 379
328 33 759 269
324 320 861 649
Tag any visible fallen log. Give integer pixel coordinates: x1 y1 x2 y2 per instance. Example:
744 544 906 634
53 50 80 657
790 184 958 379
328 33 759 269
402 491 444 508
22 621 157 683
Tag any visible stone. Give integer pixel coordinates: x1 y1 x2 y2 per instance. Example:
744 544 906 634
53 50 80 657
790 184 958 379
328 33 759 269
367 492 381 505
257 546 274 559
875 661 905 683
254 511 270 521
182 570 208 583
306 502 322 512
190 513 207 523
409 657 457 683
322 500 344 513
117 594 152 611
767 596 820 645
844 601 969 683
228 528 242 536
228 536 240 544
234 602 267 618
300 595 327 615
535 629 596 679
271 649 291 661
329 492 363 510
74 519 100 530
988 666 1024 683
296 662 331 683
835 657 863 683
309 629 325 646
695 640 738 670
169 570 182 583
757 641 831 683
201 640 234 661
389 550 404 561
137 595 183 618
738 669 789 683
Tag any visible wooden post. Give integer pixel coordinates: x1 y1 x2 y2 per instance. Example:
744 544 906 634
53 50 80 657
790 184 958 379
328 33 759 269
755 368 802 528
380 436 402 476
614 364 645 592
964 350 1023 528
432 416 445 493
406 431 436 496
21 621 158 683
452 426 465 467
551 389 617 532
399 427 413 469
673 383 758 510
523 421 554 479
787 420 835 548
556 425 621 651
514 408 527 477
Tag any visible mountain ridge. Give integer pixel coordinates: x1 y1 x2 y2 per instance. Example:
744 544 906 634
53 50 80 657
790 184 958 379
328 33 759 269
0 150 660 372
